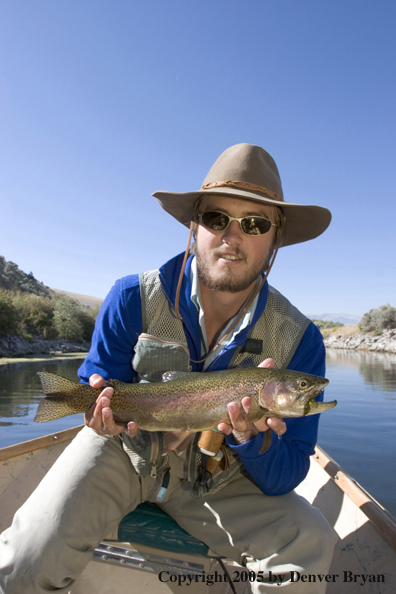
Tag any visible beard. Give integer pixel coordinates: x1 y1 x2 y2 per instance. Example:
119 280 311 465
195 243 273 293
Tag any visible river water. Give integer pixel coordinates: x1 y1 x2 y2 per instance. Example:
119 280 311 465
0 349 395 517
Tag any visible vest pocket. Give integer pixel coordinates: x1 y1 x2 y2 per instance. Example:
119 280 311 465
132 333 191 383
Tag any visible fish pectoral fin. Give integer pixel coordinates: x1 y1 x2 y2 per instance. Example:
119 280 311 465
245 397 266 424
162 371 202 382
259 430 272 455
112 414 128 427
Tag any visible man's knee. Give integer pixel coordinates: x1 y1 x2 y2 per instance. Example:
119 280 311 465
297 502 338 560
270 494 337 562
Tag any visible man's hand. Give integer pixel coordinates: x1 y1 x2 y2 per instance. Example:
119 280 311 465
217 358 287 445
84 374 138 438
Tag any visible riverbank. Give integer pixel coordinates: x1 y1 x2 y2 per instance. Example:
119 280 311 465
0 352 88 366
323 327 396 353
0 335 90 359
2 327 396 360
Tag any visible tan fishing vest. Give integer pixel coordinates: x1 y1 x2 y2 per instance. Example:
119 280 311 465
122 268 310 496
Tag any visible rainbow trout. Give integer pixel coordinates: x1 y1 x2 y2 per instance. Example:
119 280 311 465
34 368 335 429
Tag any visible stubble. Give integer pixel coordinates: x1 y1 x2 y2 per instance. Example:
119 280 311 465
195 244 273 293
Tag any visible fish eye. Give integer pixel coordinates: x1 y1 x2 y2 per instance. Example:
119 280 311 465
297 378 310 389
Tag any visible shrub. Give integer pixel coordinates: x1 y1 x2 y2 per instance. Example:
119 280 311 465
380 304 396 329
0 289 99 342
53 297 96 342
0 291 18 335
359 304 396 333
11 292 57 339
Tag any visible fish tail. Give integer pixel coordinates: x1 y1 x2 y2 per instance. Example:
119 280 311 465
34 372 96 423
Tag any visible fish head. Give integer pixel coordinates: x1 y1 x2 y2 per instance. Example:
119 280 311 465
258 370 335 417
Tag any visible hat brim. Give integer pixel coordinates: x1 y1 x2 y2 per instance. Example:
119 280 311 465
152 188 331 248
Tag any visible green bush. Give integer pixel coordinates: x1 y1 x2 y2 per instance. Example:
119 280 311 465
359 304 396 333
0 289 98 342
53 297 96 342
0 291 18 334
11 292 57 339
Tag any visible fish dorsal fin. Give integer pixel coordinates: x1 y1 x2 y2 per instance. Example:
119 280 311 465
162 371 201 382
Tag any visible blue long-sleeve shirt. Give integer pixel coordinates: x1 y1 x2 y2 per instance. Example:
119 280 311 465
79 252 326 496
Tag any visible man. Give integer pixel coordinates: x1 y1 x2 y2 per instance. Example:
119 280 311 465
0 143 336 593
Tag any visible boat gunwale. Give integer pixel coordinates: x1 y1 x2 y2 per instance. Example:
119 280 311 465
0 425 84 462
314 444 396 550
1 428 395 551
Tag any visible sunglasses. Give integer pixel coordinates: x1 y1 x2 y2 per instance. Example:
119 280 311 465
199 211 278 236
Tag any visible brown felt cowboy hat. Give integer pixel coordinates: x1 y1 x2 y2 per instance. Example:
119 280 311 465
153 143 331 247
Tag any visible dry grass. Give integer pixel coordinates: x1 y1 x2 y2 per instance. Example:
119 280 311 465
320 325 360 340
51 288 104 309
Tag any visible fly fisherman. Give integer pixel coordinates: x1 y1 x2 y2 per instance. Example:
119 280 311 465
0 143 337 593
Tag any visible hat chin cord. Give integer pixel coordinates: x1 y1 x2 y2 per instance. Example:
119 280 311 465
174 222 278 364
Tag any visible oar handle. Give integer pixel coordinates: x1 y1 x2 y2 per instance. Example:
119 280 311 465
198 430 226 474
198 429 225 456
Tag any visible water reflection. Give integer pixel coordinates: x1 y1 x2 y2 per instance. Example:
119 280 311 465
326 348 396 395
0 359 85 446
0 364 44 420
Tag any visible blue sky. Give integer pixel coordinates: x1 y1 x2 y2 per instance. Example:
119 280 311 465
1 0 395 317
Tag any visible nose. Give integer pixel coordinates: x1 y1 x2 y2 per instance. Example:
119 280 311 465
221 220 243 244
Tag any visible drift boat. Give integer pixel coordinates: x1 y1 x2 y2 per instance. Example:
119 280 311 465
1 426 395 593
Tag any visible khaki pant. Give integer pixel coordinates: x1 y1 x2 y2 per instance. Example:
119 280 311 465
0 427 336 594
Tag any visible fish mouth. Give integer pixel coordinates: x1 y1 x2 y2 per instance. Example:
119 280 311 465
312 399 338 412
305 379 336 412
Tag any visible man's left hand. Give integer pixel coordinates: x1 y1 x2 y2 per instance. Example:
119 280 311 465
217 358 287 445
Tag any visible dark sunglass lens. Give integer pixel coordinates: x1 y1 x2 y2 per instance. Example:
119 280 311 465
241 217 272 235
201 211 229 231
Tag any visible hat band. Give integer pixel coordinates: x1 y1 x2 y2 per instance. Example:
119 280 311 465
201 180 283 202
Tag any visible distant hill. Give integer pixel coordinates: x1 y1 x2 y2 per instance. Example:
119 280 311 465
0 256 52 297
307 313 362 326
51 288 103 310
0 256 103 310
0 256 363 325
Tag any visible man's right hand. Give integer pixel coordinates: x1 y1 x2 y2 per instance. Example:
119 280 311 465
84 374 138 438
